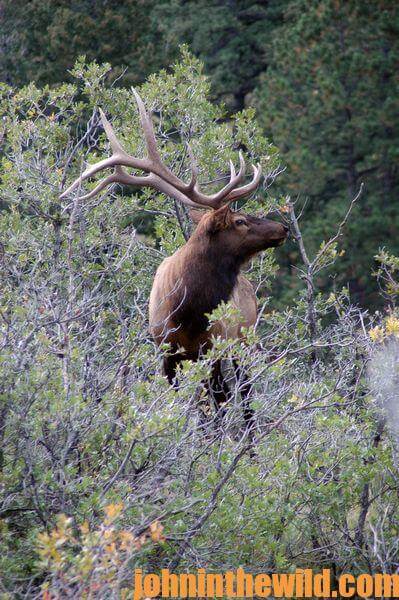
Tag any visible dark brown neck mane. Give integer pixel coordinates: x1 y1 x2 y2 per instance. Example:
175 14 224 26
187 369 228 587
174 233 243 337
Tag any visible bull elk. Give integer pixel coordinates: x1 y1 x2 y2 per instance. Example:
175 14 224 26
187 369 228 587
61 91 288 426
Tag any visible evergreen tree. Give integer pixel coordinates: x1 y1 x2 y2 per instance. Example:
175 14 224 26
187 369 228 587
0 0 286 110
0 0 173 87
256 0 399 306
155 0 286 110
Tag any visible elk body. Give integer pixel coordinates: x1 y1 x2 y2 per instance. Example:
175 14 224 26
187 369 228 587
149 208 287 387
61 91 288 423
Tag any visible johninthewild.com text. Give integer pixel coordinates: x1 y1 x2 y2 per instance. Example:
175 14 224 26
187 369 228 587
133 568 399 598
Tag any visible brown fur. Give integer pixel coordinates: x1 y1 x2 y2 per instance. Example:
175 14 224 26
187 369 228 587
149 205 288 389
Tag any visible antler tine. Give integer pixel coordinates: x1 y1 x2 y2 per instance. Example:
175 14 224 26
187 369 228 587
73 173 120 202
225 163 262 203
131 88 202 193
74 166 152 201
60 107 151 201
99 108 126 156
204 150 247 205
72 165 204 208
131 88 162 164
186 143 198 192
59 155 122 200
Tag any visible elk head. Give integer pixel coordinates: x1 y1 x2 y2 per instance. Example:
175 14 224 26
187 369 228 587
190 205 288 261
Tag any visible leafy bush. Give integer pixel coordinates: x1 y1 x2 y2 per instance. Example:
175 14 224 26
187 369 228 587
0 53 398 596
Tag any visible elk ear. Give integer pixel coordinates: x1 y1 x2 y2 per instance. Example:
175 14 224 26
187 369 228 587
208 204 231 233
189 208 207 224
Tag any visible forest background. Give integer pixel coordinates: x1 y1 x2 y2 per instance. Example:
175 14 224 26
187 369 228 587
1 1 399 597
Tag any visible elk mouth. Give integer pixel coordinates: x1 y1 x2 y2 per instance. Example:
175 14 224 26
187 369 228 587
256 236 287 250
268 237 287 247
269 229 289 247
277 225 290 245
264 222 289 248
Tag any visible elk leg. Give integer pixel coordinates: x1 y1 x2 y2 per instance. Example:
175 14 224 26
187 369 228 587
208 360 230 419
163 355 180 387
233 360 255 432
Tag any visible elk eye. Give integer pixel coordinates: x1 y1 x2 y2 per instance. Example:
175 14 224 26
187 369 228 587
235 219 246 226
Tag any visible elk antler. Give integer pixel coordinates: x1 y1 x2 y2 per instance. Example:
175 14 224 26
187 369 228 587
60 89 262 209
